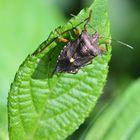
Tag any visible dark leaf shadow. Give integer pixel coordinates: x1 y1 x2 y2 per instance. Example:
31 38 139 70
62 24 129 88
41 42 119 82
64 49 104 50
32 41 65 79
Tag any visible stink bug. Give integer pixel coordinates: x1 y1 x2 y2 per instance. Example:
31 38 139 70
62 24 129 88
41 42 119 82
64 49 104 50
33 10 133 75
56 11 105 73
56 31 104 73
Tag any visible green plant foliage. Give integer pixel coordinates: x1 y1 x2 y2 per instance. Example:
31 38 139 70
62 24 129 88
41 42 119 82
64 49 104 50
8 0 111 139
0 0 64 139
84 79 140 140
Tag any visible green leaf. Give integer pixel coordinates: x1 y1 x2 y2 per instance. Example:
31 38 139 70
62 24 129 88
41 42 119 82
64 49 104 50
84 79 140 140
8 0 111 140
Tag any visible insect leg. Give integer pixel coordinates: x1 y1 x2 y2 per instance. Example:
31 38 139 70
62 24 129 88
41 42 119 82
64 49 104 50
73 27 81 37
57 37 69 43
55 28 70 43
84 10 92 32
99 40 110 53
55 27 80 41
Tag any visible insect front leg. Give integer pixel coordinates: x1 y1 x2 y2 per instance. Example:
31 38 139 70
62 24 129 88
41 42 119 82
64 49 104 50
54 28 70 43
98 39 110 54
73 27 81 37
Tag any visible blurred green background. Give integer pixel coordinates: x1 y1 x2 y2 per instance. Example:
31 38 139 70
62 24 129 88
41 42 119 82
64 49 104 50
0 0 140 139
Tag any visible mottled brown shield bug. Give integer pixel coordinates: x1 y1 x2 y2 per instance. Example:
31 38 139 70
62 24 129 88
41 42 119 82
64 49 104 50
56 31 104 73
33 10 133 75
56 11 105 73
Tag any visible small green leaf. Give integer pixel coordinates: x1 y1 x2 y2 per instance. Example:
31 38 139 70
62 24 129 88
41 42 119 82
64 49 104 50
8 0 111 140
84 79 140 140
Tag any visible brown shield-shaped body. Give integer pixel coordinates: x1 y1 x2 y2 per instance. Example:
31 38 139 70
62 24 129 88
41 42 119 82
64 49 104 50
56 31 103 73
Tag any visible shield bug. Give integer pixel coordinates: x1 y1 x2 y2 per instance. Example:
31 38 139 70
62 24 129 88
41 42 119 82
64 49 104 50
56 31 104 73
56 11 105 73
33 10 133 74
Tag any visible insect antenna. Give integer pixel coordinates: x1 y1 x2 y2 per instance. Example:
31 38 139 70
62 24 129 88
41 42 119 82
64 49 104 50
87 24 133 50
106 38 133 50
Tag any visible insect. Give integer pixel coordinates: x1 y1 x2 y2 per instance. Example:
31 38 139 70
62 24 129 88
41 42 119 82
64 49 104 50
55 10 105 73
33 10 133 75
